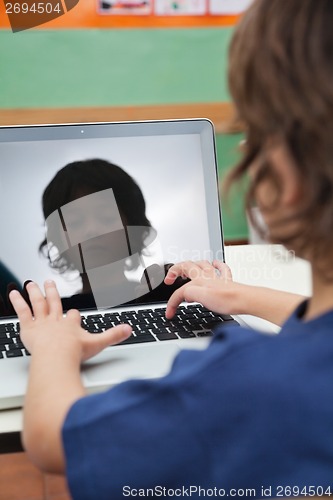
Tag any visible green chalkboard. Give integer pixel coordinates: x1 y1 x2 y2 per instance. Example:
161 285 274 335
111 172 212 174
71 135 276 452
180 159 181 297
0 27 233 108
216 133 248 241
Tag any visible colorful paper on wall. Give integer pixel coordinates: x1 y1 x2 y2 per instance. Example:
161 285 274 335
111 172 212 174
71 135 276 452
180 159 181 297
96 0 253 17
98 0 152 15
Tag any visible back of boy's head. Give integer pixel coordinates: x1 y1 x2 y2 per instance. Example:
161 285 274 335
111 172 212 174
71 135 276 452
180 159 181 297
228 0 333 273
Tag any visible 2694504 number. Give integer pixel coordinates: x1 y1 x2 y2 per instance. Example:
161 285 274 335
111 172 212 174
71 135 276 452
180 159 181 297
5 2 62 14
276 485 332 497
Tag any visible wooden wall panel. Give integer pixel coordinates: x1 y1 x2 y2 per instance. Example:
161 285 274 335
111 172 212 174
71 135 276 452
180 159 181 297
0 102 242 133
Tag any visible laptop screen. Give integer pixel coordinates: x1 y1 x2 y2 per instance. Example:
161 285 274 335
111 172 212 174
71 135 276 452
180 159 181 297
0 119 223 317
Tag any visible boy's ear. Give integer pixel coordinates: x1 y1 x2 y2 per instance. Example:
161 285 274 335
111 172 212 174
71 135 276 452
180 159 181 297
268 144 303 207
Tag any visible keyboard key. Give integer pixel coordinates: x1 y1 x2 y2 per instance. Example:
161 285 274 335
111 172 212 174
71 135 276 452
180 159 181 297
168 326 186 333
219 314 235 321
86 324 104 333
196 330 213 337
155 332 178 341
135 329 153 336
116 334 156 345
7 343 22 350
6 349 23 358
177 331 196 339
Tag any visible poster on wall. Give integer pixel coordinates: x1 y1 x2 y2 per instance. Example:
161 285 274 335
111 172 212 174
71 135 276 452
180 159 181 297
209 0 253 15
98 0 152 15
155 0 206 15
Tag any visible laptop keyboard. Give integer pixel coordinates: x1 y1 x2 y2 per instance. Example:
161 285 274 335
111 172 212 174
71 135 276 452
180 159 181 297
0 304 238 358
81 304 238 346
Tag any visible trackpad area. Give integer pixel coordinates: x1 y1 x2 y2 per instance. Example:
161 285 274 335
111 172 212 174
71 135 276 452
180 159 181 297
82 343 181 386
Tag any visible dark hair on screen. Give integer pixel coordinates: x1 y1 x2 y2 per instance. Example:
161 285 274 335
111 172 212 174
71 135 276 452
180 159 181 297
40 159 153 274
227 0 333 275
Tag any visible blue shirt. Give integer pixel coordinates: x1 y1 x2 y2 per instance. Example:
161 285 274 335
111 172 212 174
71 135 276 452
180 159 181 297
63 302 333 499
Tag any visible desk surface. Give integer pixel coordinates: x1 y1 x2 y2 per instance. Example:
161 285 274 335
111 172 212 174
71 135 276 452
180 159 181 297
0 244 312 446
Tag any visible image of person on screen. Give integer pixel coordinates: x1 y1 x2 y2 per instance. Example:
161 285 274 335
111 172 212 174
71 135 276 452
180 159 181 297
39 158 180 311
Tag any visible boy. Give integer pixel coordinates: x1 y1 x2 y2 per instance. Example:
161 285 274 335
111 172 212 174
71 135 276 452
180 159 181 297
9 0 333 498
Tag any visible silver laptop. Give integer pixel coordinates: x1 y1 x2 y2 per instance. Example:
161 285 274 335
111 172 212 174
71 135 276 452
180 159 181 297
0 119 238 410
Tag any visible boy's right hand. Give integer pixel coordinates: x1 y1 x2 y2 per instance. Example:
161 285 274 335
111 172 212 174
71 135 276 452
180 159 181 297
164 260 245 319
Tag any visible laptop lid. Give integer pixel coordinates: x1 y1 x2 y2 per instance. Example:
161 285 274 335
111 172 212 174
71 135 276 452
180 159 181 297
0 119 224 318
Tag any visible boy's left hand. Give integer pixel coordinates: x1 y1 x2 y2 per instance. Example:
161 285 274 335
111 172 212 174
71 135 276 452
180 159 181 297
9 280 132 362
